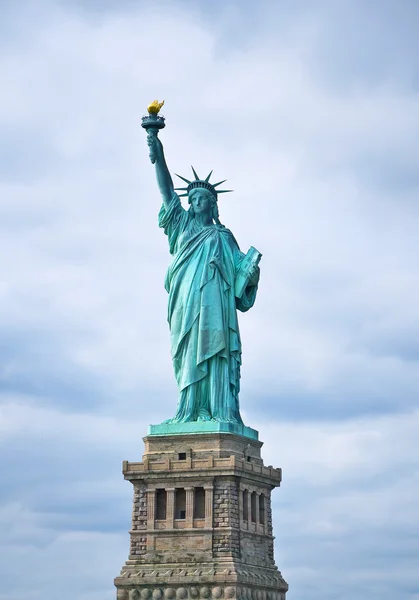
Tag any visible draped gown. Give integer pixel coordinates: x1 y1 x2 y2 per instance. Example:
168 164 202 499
159 194 258 423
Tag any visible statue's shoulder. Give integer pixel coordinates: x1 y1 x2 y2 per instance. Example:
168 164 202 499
217 224 232 235
218 225 240 249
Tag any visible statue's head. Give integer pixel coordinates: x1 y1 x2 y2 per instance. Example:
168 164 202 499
175 168 231 226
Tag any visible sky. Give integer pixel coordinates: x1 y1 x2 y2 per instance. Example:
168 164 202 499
0 0 419 598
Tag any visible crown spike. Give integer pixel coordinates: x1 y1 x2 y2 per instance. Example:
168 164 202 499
175 173 192 184
178 193 188 197
173 169 230 199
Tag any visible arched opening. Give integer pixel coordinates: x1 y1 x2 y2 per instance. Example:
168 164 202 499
251 491 257 523
174 488 186 519
194 487 205 519
243 490 249 521
155 489 167 520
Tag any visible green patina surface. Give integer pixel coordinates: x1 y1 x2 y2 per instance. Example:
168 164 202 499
143 106 261 438
148 421 259 440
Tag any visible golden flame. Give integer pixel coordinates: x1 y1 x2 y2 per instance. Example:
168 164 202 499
147 100 165 115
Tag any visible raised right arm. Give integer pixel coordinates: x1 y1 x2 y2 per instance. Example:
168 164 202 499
147 132 175 209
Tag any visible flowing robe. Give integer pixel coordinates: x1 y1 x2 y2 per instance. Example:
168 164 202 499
159 194 258 423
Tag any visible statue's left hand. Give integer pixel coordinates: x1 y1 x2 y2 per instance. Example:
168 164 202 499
248 265 260 286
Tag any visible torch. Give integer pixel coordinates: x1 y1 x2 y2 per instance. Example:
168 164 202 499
141 100 165 164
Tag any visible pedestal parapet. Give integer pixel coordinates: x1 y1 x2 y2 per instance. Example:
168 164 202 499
114 433 288 600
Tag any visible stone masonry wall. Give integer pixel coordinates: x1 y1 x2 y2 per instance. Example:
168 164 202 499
240 531 275 566
213 478 240 558
265 494 274 563
130 483 147 557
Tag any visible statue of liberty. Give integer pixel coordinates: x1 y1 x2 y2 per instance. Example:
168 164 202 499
143 102 261 426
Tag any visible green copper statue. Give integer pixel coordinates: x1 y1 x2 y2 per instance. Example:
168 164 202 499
142 101 261 426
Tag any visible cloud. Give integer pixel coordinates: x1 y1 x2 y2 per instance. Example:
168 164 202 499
0 1 418 599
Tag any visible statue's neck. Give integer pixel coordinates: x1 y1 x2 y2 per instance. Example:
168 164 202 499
194 213 213 228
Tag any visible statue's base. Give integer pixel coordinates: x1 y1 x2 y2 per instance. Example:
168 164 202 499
115 430 288 600
148 421 258 440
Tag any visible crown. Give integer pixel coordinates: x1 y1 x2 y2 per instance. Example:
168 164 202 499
175 167 232 200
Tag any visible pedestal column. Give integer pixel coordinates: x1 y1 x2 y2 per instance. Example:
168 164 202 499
166 487 175 528
204 484 214 528
146 489 155 530
185 487 194 527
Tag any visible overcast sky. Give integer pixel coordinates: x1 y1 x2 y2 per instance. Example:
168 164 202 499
1 1 419 599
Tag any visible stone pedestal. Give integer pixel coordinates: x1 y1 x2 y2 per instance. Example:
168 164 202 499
114 432 288 600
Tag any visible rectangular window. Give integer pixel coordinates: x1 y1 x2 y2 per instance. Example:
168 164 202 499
174 488 186 519
178 452 187 460
155 489 167 520
243 490 248 521
193 487 205 519
251 492 257 523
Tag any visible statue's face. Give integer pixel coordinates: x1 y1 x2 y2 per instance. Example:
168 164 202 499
189 189 213 216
